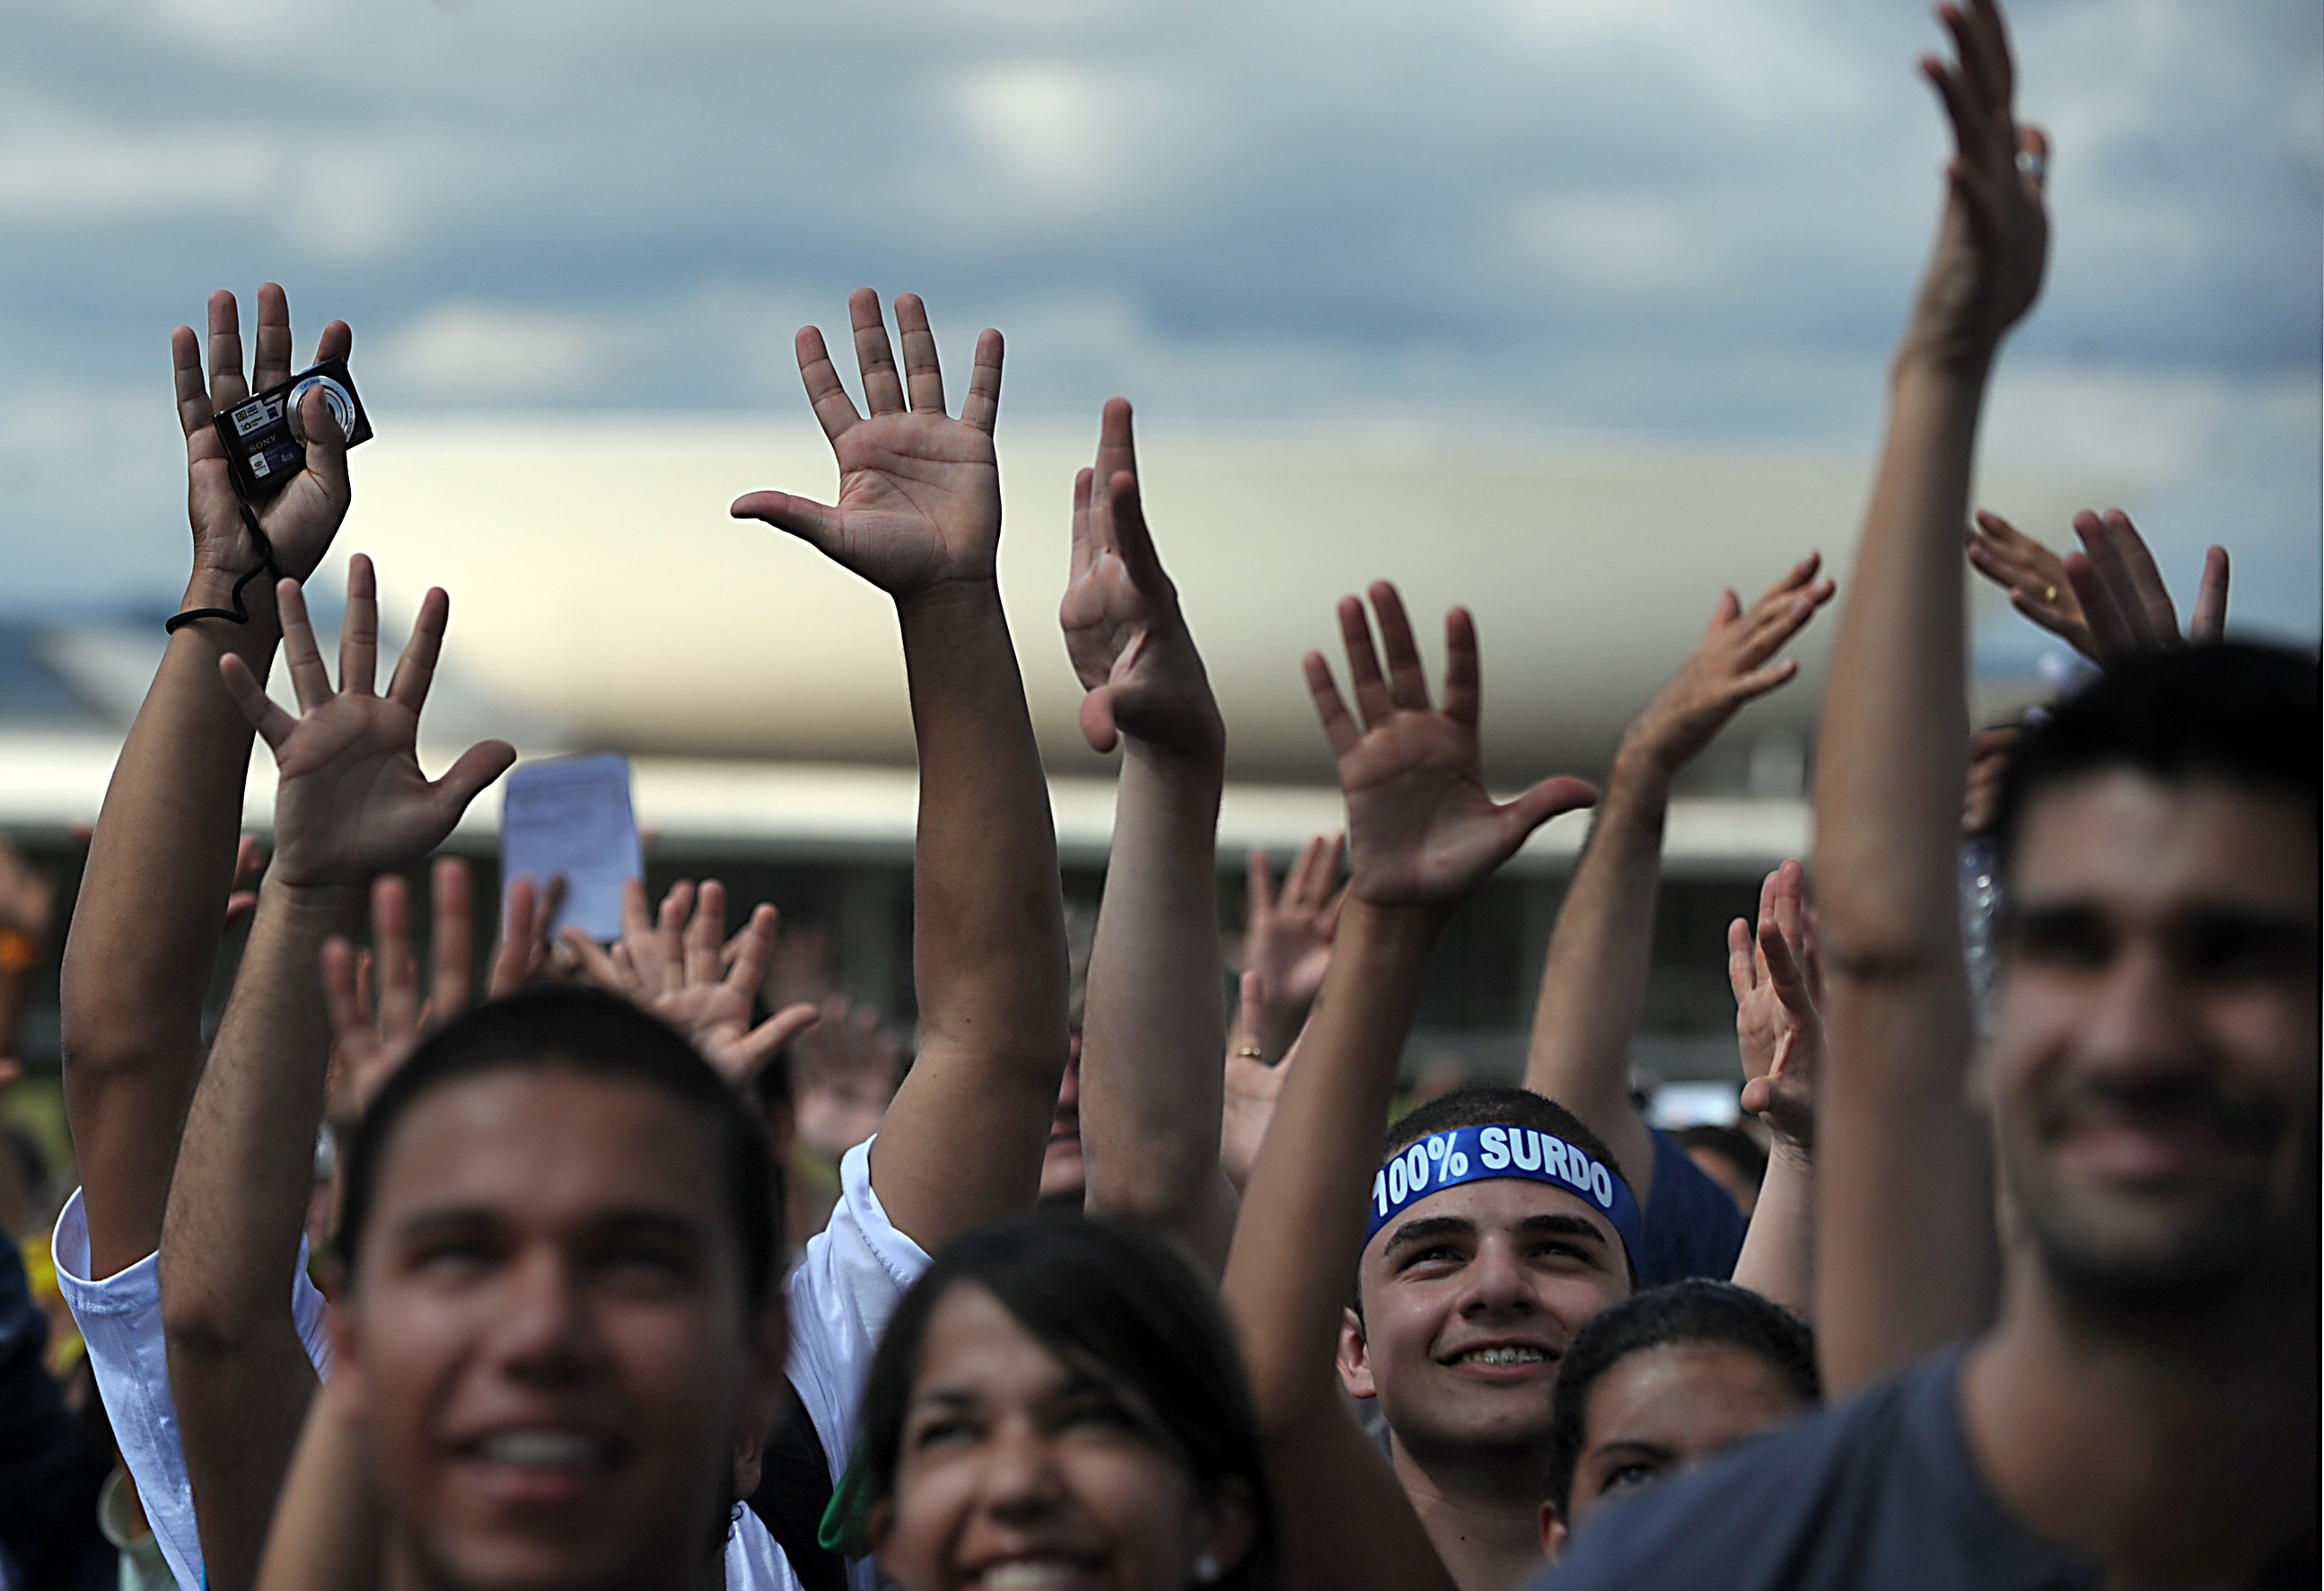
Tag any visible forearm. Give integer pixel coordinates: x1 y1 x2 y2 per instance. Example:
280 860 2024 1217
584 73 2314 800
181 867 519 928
1730 1142 1813 1317
870 581 1071 1242
1810 350 1997 1390
1519 747 1668 1189
1083 737 1238 1265
62 572 280 1272
1224 901 1435 1427
162 877 354 1348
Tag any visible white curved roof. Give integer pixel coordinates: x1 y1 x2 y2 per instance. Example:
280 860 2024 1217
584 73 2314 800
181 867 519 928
330 415 2118 788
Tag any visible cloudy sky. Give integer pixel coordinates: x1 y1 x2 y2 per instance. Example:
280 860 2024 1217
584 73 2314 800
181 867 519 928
4 0 2316 648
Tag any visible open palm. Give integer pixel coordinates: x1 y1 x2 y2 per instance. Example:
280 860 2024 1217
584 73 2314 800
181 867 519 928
1308 584 1594 909
219 557 514 890
733 289 1004 597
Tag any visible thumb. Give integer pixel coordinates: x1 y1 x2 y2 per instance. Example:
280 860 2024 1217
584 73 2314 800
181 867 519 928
1502 776 1598 840
1077 690 1121 754
1740 1077 1773 1117
432 739 519 825
295 386 352 509
732 490 843 557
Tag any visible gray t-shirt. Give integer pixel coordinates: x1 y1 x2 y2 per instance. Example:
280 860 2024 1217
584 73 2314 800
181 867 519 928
1538 1349 2102 1591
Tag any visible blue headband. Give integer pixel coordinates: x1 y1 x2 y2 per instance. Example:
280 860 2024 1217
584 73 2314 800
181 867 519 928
1366 1124 1644 1277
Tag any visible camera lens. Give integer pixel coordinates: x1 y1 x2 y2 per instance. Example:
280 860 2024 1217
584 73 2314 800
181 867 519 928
285 375 357 444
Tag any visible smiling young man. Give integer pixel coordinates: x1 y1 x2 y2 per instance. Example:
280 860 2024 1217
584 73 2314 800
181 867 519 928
1223 580 1605 1591
326 989 794 1591
1340 1085 1640 1580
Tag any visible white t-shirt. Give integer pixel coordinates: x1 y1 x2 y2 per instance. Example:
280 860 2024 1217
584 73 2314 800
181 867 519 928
53 1137 928 1591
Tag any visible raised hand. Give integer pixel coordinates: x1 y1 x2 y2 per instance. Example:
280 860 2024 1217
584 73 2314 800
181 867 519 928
1622 554 1836 775
1726 859 1821 1149
732 290 1004 597
1966 510 2093 655
176 286 355 585
792 994 905 1165
321 863 561 1117
1907 0 2049 364
1306 583 1595 908
1239 836 1344 1061
562 878 820 1089
1057 399 1223 757
2063 509 2229 659
218 557 515 890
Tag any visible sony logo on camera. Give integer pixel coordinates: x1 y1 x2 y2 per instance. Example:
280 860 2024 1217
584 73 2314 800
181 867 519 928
214 357 373 501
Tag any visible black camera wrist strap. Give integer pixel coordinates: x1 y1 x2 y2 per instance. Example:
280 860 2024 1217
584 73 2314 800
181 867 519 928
166 497 286 634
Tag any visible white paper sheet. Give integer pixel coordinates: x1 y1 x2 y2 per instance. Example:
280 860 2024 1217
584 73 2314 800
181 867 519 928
499 753 642 942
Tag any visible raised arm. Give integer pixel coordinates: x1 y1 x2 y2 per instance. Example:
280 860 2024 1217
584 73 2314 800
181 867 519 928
733 290 1069 1249
1059 398 1241 1268
1223 585 1592 1591
1522 558 1831 1192
1811 0 2047 1392
61 287 351 1279
161 561 513 1590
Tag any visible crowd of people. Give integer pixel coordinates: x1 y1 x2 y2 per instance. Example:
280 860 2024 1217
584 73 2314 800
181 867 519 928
1 2 2316 1587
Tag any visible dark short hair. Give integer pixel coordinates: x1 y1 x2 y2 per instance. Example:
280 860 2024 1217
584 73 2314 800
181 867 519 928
1372 1083 1637 1291
847 1213 1279 1591
338 985 783 1316
1671 1124 1767 1200
1545 1279 1820 1520
1992 642 2320 883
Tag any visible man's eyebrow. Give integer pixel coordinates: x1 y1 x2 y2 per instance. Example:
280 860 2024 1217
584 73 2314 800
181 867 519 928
1588 1439 1673 1466
1518 1213 1610 1251
390 1206 496 1244
582 1208 711 1244
1383 1215 1476 1256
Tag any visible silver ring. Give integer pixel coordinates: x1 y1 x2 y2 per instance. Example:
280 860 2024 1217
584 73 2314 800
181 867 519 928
2015 149 2048 184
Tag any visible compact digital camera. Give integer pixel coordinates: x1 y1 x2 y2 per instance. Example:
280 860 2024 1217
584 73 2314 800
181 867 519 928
213 357 373 501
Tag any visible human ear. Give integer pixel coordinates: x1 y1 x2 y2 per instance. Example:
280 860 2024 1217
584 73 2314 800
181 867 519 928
1539 1499 1568 1562
325 1301 368 1421
1335 1305 1377 1400
1194 1477 1260 1584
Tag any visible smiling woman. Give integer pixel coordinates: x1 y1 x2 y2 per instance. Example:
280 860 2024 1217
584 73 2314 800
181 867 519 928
843 1214 1279 1591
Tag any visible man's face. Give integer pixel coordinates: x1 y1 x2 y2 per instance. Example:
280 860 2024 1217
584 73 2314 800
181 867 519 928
329 1070 785 1590
1039 1039 1085 1207
1990 773 2320 1302
1342 1177 1632 1457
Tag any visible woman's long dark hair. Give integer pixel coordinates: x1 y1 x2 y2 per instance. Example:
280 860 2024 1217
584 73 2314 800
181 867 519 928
846 1212 1280 1591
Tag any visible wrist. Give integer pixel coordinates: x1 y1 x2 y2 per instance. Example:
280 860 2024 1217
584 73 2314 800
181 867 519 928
895 575 1004 626
1609 736 1681 794
1768 1134 1814 1172
1119 708 1227 777
1337 894 1447 950
258 873 367 926
1890 334 1997 387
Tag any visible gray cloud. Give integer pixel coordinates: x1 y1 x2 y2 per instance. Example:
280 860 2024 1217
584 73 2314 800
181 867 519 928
0 0 2314 632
